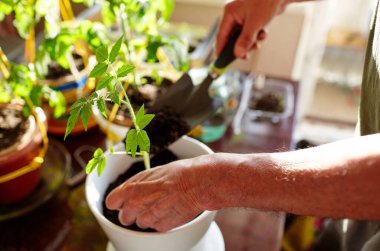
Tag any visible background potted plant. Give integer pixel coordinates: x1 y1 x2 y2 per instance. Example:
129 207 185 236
35 19 109 135
0 49 65 204
73 0 191 143
64 37 216 251
0 0 108 136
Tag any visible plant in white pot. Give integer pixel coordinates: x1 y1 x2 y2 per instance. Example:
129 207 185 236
64 38 217 251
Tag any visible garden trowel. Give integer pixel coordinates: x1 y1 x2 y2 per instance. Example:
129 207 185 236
152 28 241 128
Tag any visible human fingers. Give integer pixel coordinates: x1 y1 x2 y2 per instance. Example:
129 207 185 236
234 16 262 58
119 205 138 226
106 183 131 210
135 200 171 229
257 29 267 41
216 8 239 56
248 29 267 51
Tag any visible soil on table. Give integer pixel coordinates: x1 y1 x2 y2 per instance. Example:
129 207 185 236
102 149 178 232
249 93 285 113
0 106 29 151
45 53 85 80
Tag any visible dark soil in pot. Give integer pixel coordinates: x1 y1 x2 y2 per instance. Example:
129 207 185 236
102 149 178 232
105 77 173 121
0 106 29 151
143 108 191 154
45 53 85 80
249 93 285 113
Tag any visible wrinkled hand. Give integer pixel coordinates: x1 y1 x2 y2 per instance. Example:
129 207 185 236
217 0 292 58
106 156 213 232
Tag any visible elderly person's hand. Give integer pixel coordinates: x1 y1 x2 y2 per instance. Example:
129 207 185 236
217 0 294 58
105 153 226 232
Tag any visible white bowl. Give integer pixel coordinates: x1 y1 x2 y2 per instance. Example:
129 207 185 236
85 136 217 251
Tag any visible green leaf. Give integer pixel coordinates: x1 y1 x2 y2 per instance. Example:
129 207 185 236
136 105 154 130
97 157 106 176
81 103 91 130
96 73 113 91
70 97 87 110
137 130 150 152
96 99 107 118
89 62 108 78
125 129 138 158
86 158 98 174
65 108 81 140
96 45 108 62
116 65 135 78
89 92 98 102
160 0 175 21
110 146 115 153
109 36 123 63
110 90 120 105
94 148 104 158
139 114 155 130
136 104 145 122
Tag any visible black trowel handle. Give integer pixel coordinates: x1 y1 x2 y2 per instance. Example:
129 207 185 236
214 27 242 69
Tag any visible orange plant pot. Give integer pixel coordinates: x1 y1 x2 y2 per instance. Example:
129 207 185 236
0 106 45 204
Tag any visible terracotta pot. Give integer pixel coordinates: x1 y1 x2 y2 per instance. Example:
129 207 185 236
0 105 46 204
86 136 217 251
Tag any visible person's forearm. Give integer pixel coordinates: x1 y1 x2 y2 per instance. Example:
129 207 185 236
202 134 380 220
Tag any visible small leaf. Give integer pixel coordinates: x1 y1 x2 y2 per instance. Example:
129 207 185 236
97 157 106 176
89 62 108 78
96 45 108 62
136 105 154 130
137 130 150 152
86 158 98 174
109 36 123 63
136 104 145 121
125 129 138 158
94 148 104 158
96 73 113 91
116 65 135 78
88 92 98 104
110 146 114 153
70 97 87 110
110 90 120 105
139 114 154 130
65 108 81 140
81 103 91 130
96 99 107 118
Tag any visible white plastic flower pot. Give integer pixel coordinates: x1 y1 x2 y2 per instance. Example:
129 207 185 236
85 136 217 251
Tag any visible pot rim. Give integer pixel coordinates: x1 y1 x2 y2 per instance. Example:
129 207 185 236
0 105 36 157
86 136 215 237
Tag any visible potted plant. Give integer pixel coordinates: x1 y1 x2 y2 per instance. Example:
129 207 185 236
0 0 108 136
0 50 65 204
64 37 216 251
74 0 191 142
35 20 109 135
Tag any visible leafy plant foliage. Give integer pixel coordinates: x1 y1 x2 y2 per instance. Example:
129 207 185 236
0 63 66 117
64 36 155 175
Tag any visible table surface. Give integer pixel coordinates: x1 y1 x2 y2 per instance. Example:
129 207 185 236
0 78 298 251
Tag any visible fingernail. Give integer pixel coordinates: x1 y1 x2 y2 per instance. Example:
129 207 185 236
235 46 245 58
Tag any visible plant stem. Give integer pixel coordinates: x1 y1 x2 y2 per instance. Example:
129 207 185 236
109 67 151 169
142 151 150 169
119 4 137 85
